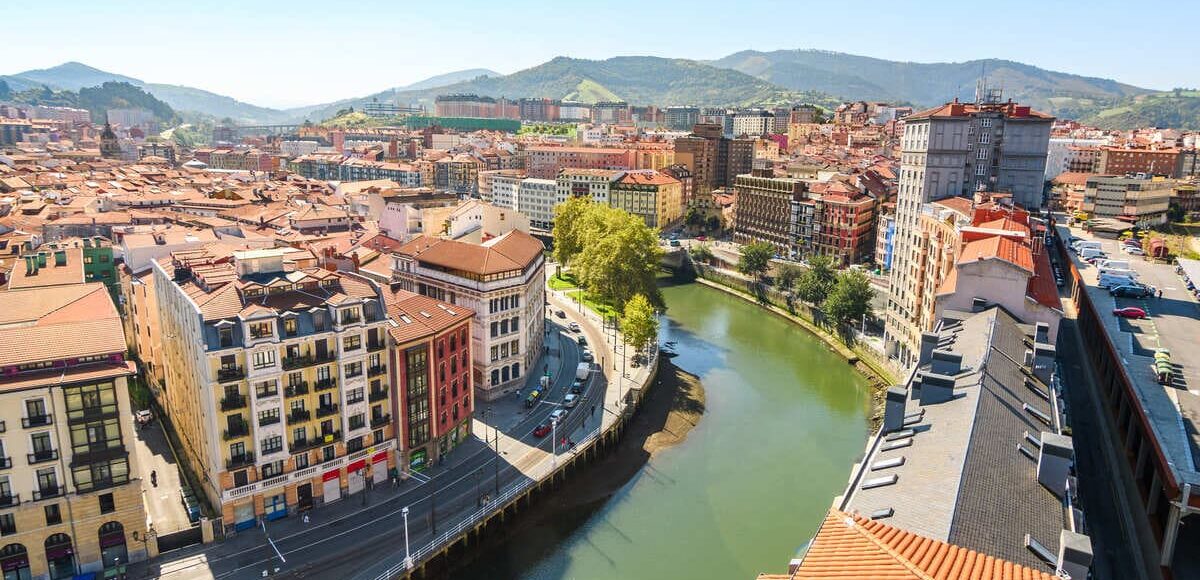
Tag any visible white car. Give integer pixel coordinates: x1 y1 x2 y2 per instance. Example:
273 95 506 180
1125 247 1145 256
568 322 580 332
563 393 579 408
549 408 568 424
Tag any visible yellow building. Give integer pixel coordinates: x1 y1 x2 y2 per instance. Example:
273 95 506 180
610 170 683 229
0 284 149 579
152 246 396 531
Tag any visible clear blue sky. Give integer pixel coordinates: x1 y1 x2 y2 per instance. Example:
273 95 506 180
4 0 1195 109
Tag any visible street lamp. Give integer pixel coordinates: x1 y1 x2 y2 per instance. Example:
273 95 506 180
401 506 412 569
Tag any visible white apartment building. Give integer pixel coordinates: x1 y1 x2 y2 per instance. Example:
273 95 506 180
391 230 546 401
1045 137 1108 180
490 173 522 210
884 98 1052 367
518 178 558 229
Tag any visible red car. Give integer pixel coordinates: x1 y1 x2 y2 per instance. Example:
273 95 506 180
533 423 552 438
696 235 707 241
1113 307 1147 319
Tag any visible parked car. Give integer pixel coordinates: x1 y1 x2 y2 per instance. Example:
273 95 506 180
549 408 568 425
135 409 154 426
568 322 580 332
555 310 567 319
1110 284 1152 298
563 393 579 408
571 380 584 394
669 239 681 247
1113 307 1148 319
581 350 594 362
577 335 587 346
696 235 707 241
533 423 552 437
1126 247 1145 256
524 389 541 408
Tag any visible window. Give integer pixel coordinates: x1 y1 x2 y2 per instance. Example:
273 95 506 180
249 321 273 339
98 492 115 514
261 460 284 479
218 327 234 348
229 442 246 458
316 365 331 381
258 408 280 425
344 362 362 378
262 436 283 455
0 514 13 536
343 335 361 351
234 470 248 487
31 432 53 457
284 318 298 337
252 350 276 369
347 388 364 405
36 468 58 496
25 399 47 422
349 414 365 431
322 445 335 463
295 453 309 470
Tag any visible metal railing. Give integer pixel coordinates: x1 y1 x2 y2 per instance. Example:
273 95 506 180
286 382 310 397
217 366 245 382
220 394 247 411
22 414 52 428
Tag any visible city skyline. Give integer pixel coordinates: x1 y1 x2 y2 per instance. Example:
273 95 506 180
4 0 1197 108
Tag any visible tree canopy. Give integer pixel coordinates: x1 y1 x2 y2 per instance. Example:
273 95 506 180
620 294 658 352
824 269 875 327
553 198 663 308
794 255 837 305
737 241 775 279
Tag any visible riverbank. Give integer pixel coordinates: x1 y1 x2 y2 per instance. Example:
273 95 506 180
692 275 895 426
449 359 705 578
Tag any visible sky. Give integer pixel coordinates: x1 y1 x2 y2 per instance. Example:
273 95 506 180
4 0 1197 109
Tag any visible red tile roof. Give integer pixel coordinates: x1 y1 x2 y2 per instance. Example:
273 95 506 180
789 509 1058 580
958 236 1034 273
1027 243 1063 311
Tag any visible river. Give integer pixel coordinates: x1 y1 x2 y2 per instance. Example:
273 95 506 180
462 281 872 579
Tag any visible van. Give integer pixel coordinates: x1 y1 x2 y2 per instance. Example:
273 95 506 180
1099 273 1137 289
1098 267 1139 280
1080 247 1105 260
1097 259 1130 271
1073 240 1101 253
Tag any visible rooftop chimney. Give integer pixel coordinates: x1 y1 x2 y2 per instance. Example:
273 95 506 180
930 350 963 376
1056 530 1093 580
919 373 955 405
918 332 939 366
882 386 907 433
53 250 66 267
1037 431 1073 498
1033 343 1057 384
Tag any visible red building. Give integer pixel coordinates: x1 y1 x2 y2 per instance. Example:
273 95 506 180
1098 146 1182 177
524 145 636 179
385 288 475 472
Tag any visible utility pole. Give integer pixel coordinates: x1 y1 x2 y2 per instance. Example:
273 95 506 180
488 406 499 496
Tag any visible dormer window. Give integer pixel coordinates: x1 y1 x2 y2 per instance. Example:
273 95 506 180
340 308 361 325
249 321 273 339
218 327 234 347
284 318 298 337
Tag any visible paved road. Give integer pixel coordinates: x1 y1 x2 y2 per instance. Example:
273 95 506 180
136 318 610 580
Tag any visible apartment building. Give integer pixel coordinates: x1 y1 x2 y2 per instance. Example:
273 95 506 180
525 146 634 180
434 154 479 195
391 230 545 401
153 246 397 530
610 171 683 229
478 169 524 208
1081 175 1174 227
885 98 1052 366
555 169 624 206
0 284 149 579
811 192 877 266
1097 145 1182 178
338 159 422 186
731 171 806 257
665 107 700 131
518 178 558 230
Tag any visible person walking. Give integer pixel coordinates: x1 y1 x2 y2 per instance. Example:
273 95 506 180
1157 288 1164 298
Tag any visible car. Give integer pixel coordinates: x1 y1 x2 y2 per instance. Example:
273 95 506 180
524 389 541 408
669 239 681 247
549 409 568 424
1126 247 1145 256
581 350 594 363
696 235 707 241
1110 284 1152 298
669 232 679 240
568 322 580 332
533 423 552 437
555 310 566 319
571 380 584 394
1113 306 1148 319
135 409 154 426
577 335 587 346
563 393 579 408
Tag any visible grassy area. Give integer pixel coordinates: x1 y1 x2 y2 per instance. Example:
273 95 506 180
548 272 579 291
565 289 620 319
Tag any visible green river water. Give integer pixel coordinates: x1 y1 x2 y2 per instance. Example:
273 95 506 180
463 281 871 579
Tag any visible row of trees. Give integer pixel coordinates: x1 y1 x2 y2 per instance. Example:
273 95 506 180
730 243 874 329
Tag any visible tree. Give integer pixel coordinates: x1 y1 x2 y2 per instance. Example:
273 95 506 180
620 294 658 352
551 197 599 266
738 241 775 279
776 264 802 290
685 207 704 229
691 243 714 264
705 215 721 232
575 208 663 308
824 269 875 327
795 255 837 305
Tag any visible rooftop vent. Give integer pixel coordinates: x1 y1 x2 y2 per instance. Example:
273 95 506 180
881 386 907 434
930 350 962 375
1038 432 1074 499
918 332 939 366
1056 530 1093 580
861 475 898 490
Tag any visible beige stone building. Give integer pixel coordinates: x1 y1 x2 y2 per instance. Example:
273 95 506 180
0 284 149 579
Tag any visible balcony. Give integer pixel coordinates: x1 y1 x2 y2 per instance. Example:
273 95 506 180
369 388 388 403
70 444 126 467
281 354 316 371
368 365 387 378
220 394 247 412
22 414 52 429
285 382 309 397
27 449 58 465
290 437 319 453
75 475 128 494
226 452 255 470
314 351 337 364
319 430 342 444
223 422 249 440
367 340 386 352
314 378 337 392
259 414 281 427
371 414 391 429
339 315 362 326
255 386 280 400
287 409 311 423
0 494 17 508
217 366 245 383
316 404 339 418
33 486 62 501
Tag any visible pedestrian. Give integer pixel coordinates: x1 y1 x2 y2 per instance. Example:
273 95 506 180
150 470 157 487
590 405 595 417
303 513 310 524
1158 288 1164 298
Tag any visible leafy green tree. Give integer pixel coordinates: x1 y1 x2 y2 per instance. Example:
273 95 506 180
824 269 875 327
795 255 837 304
690 243 714 264
776 264 802 290
620 294 658 352
551 197 598 266
685 207 704 229
575 209 663 308
705 215 721 232
738 241 775 279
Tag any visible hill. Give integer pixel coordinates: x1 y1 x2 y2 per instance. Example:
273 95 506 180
398 68 502 91
708 49 1152 115
1079 90 1200 131
4 81 177 124
296 56 836 122
10 61 142 90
